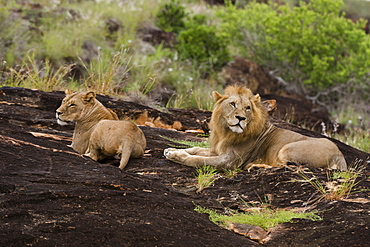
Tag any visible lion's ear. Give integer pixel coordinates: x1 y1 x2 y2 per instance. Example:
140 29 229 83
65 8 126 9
65 89 73 95
83 92 96 103
253 94 261 102
212 91 223 102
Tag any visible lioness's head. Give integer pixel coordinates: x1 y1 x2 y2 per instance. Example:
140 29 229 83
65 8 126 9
211 85 267 134
56 89 96 125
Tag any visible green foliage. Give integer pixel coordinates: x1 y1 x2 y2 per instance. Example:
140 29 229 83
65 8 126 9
195 204 322 230
156 1 230 72
0 0 225 109
2 0 369 119
195 165 218 192
176 14 230 72
155 0 187 34
218 0 370 95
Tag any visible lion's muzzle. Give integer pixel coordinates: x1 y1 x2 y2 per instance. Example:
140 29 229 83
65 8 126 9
228 115 247 134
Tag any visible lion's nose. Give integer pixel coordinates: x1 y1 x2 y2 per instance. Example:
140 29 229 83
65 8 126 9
235 116 246 121
56 111 62 116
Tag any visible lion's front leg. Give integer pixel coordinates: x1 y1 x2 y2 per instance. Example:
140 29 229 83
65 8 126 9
164 148 237 170
178 147 214 156
163 147 214 165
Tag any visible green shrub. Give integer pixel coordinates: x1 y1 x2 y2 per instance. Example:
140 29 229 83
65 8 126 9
156 1 230 72
218 0 370 95
176 16 230 71
155 0 187 34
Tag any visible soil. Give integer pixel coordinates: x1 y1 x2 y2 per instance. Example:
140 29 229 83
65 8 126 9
0 87 369 247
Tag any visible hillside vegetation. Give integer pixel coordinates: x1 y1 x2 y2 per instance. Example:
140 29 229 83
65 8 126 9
0 0 369 149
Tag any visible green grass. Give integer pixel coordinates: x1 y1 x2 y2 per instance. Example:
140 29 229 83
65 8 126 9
223 168 242 178
78 47 132 95
195 165 218 193
5 52 73 91
161 135 210 149
295 161 367 204
194 204 321 231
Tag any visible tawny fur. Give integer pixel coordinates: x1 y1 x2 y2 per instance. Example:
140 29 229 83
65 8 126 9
56 90 146 169
164 85 347 171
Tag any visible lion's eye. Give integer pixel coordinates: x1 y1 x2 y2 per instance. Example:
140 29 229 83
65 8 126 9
245 106 251 111
230 102 236 108
69 103 76 107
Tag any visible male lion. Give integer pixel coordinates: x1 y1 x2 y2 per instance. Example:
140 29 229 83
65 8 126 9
164 85 347 171
56 90 146 169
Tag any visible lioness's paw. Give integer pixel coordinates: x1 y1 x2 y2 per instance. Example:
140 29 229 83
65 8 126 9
82 152 98 161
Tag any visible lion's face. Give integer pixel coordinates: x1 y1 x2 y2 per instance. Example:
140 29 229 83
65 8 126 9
211 85 266 135
56 91 96 125
220 95 253 134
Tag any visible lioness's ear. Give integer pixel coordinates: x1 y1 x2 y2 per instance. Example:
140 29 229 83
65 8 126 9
262 99 277 116
83 92 96 103
65 89 73 95
212 91 223 102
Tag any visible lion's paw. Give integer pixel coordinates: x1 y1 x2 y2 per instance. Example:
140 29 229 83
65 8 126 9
164 148 178 159
164 148 189 164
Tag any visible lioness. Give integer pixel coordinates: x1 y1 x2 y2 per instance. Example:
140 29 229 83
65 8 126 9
164 85 347 171
56 90 146 169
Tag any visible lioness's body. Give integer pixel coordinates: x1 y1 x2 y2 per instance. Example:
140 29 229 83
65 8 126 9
56 90 146 169
164 85 347 171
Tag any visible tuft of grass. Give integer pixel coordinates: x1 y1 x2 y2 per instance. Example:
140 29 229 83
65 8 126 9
195 165 218 193
79 48 132 95
296 161 367 204
5 52 73 91
223 168 242 178
194 204 321 231
161 135 209 149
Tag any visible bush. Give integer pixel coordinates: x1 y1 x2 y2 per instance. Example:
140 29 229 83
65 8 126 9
176 15 230 71
217 0 370 96
156 1 230 72
155 0 187 34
